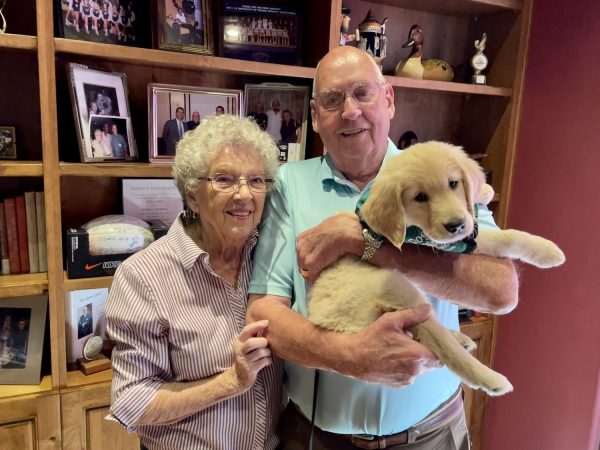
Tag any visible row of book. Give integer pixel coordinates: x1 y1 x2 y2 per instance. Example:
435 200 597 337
0 192 47 275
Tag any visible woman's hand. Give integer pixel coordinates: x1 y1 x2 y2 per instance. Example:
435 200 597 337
232 320 272 391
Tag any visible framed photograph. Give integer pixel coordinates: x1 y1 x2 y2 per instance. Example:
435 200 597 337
55 0 151 47
157 0 213 54
0 126 17 159
244 82 309 162
0 295 48 385
218 0 302 65
67 62 138 162
148 83 243 163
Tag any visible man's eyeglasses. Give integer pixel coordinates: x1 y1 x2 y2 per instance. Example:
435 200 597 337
195 173 274 193
314 81 386 111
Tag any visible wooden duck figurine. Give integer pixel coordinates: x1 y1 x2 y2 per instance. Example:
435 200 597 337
394 24 454 82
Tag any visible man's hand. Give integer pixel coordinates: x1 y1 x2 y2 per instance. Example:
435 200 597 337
296 211 364 283
344 304 442 386
231 320 272 390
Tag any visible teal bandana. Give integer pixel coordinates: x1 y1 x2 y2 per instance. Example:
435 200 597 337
356 184 478 254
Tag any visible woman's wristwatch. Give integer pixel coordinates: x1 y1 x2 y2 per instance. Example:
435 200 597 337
360 225 384 262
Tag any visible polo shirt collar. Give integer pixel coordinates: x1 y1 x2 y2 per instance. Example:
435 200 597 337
318 138 400 192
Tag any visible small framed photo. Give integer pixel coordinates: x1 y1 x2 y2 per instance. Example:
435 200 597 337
148 83 243 164
0 126 17 159
157 0 213 54
218 0 302 65
244 82 309 163
67 62 138 162
55 0 151 48
0 295 48 385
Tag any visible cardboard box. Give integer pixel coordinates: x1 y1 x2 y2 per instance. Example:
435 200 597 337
65 220 169 279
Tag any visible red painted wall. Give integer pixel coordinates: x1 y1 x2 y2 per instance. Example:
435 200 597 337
485 1 600 449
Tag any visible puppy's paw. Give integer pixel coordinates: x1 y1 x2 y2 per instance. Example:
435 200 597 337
450 330 477 352
478 371 513 397
523 239 566 268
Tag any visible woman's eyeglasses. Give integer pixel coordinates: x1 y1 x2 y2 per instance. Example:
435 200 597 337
195 173 274 193
314 81 386 111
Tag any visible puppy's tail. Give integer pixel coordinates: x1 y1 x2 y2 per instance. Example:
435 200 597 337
413 318 513 396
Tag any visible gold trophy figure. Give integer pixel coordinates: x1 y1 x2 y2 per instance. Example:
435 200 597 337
471 33 489 85
0 0 7 34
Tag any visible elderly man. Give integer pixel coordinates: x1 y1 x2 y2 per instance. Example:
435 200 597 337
248 46 518 450
187 111 201 131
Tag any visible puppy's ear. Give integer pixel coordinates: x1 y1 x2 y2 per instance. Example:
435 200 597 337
454 146 486 217
360 175 406 248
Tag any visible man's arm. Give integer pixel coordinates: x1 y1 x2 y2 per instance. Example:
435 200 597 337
296 212 519 314
247 295 441 387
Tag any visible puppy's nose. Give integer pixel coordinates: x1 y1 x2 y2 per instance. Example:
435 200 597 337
444 220 465 234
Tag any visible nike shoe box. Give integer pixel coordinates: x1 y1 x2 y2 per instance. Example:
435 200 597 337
64 220 168 279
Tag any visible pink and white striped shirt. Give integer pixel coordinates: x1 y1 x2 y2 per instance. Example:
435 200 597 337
106 214 284 450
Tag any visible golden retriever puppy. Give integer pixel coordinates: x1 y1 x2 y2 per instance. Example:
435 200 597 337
308 141 565 396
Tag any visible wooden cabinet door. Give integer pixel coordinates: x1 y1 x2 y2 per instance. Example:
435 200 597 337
61 384 139 450
460 318 494 450
0 393 61 450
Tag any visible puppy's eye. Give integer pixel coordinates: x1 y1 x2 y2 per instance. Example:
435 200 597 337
449 180 459 189
415 192 428 202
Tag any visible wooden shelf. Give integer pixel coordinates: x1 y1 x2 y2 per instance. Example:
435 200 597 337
386 75 512 97
0 160 44 177
0 33 37 51
60 162 174 178
373 0 522 15
0 375 53 399
65 368 112 390
55 38 316 79
0 272 48 298
63 273 113 291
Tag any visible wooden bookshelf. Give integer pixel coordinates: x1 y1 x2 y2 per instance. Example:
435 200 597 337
0 272 48 298
60 162 174 178
0 161 44 177
0 33 37 51
63 273 113 291
0 375 53 399
375 0 522 15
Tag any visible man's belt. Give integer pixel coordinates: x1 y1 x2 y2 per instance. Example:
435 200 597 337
346 389 464 449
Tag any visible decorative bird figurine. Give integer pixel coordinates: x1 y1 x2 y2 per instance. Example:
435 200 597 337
394 24 454 82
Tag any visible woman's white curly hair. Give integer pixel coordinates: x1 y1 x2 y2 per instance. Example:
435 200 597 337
172 114 280 200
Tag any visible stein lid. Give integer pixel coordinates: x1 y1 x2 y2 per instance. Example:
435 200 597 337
358 9 382 33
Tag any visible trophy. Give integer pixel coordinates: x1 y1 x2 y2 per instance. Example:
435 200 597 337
356 10 388 71
0 0 7 34
471 33 488 85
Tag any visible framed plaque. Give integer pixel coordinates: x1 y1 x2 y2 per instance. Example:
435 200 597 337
218 0 302 65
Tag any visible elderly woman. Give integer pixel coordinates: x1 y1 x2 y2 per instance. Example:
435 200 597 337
106 115 282 450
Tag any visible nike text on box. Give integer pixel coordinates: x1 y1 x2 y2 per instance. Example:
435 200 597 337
64 220 169 279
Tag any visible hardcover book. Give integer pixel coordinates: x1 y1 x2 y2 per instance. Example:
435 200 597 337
35 192 47 273
65 288 109 364
3 198 21 274
15 195 30 273
0 203 9 275
24 192 39 274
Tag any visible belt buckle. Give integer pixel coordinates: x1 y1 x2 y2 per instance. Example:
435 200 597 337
352 434 375 441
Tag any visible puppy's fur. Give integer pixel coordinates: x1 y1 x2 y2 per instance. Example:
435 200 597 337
308 141 565 396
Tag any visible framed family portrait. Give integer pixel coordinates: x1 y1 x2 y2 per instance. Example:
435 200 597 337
244 82 309 163
67 62 138 162
218 0 302 65
55 0 151 48
148 83 243 164
157 0 213 54
0 295 48 385
0 126 17 159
